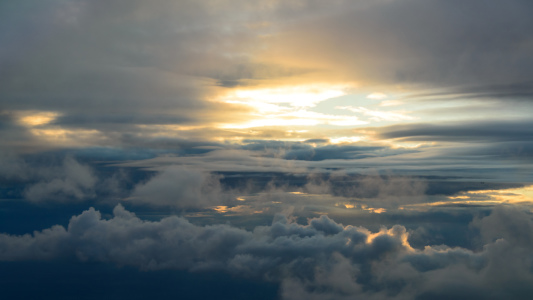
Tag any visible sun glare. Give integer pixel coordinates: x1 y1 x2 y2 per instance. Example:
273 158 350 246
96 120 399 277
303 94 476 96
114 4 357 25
228 85 347 108
217 85 369 129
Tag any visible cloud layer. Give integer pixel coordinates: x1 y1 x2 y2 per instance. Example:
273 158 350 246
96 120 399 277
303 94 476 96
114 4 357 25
1 205 532 299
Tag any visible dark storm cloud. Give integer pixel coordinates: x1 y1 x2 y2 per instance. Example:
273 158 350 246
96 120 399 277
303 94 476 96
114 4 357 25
1 205 533 299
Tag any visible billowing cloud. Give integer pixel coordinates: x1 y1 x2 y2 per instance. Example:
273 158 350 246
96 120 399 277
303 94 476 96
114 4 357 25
129 166 226 208
24 156 97 202
1 205 532 299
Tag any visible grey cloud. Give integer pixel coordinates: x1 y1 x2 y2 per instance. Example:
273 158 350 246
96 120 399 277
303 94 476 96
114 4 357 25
241 140 414 161
409 81 533 103
129 166 226 209
472 205 533 248
284 145 399 161
1 205 533 299
23 156 97 202
303 139 329 144
115 145 532 191
373 121 533 142
0 0 268 137
0 154 136 203
273 0 533 88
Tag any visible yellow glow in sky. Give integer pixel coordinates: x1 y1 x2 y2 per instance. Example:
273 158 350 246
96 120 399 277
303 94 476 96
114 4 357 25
367 93 388 100
18 111 60 126
219 111 366 129
330 136 363 144
465 185 533 204
232 85 346 107
402 185 533 211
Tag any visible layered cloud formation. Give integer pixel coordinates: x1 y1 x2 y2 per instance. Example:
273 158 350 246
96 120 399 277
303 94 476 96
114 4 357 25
2 0 533 299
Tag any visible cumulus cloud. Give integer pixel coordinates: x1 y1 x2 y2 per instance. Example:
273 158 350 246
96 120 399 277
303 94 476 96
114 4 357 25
129 166 226 208
23 156 97 202
1 205 532 299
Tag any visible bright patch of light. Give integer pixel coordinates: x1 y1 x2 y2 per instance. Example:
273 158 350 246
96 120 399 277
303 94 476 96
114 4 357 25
18 111 60 126
330 136 362 144
337 106 413 122
367 93 388 100
230 85 346 108
402 185 533 210
379 100 404 107
28 127 103 148
220 118 320 129
465 185 533 204
224 100 289 113
213 206 229 213
219 110 367 129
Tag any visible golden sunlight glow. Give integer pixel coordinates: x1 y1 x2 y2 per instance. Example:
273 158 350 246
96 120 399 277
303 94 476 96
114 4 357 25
219 111 366 129
361 204 387 214
212 206 229 213
215 84 375 130
367 93 388 100
29 128 103 147
220 117 319 129
231 85 346 107
211 205 252 215
18 111 60 126
379 100 404 107
463 185 533 204
366 227 413 251
289 191 306 195
330 136 363 144
401 185 533 211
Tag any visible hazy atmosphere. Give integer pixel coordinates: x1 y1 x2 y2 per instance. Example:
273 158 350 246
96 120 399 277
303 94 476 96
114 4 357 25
2 1 533 299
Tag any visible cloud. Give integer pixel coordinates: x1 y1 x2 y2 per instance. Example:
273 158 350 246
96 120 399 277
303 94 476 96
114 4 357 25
1 205 533 299
266 0 533 88
373 120 533 142
23 156 97 202
129 166 226 208
2 0 533 155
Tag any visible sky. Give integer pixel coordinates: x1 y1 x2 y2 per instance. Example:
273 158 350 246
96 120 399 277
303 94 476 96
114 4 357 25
1 0 533 299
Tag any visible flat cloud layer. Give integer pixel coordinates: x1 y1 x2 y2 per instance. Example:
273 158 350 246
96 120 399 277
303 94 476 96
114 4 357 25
2 0 533 151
